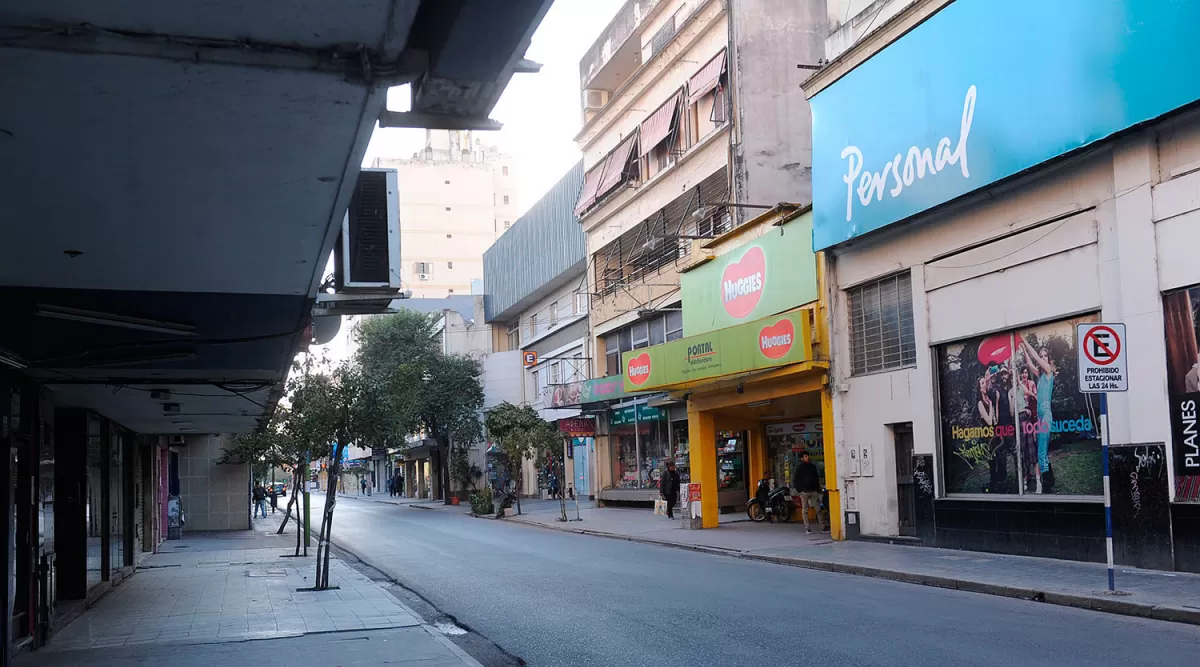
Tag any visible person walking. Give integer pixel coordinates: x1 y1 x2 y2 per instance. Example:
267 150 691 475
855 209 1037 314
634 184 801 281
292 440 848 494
267 484 278 514
791 452 827 533
252 484 267 519
659 460 681 520
360 476 367 496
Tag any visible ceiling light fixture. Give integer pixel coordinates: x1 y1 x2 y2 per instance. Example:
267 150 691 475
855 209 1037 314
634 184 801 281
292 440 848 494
744 399 772 408
36 305 196 337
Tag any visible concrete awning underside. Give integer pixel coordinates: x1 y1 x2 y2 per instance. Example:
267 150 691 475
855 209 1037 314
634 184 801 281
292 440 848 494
0 0 552 434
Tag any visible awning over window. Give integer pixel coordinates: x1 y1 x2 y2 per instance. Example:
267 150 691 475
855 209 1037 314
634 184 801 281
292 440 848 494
574 163 605 216
688 49 727 105
638 90 683 157
596 132 639 198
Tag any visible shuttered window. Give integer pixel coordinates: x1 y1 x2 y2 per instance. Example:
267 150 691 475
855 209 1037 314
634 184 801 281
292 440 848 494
848 272 917 375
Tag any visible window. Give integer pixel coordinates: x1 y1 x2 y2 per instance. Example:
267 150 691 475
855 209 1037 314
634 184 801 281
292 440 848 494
446 234 452 239
445 206 451 211
648 14 676 57
447 261 453 269
529 313 539 339
604 333 621 377
502 166 509 176
506 321 520 350
503 195 510 205
575 292 589 314
445 180 451 184
631 321 650 349
665 310 684 341
448 288 454 293
848 272 916 375
533 369 545 398
413 262 434 278
549 361 562 385
504 221 511 230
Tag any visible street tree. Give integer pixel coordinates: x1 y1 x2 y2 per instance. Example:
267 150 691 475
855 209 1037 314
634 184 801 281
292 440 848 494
484 402 563 518
356 311 484 504
287 352 401 589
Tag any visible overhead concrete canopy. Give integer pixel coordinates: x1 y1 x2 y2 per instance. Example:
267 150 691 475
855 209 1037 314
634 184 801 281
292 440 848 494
0 0 552 434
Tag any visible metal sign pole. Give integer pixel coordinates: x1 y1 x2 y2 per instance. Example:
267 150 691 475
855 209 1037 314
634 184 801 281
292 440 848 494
1100 393 1114 591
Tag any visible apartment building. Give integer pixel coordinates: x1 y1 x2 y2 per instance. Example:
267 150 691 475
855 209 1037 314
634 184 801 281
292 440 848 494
573 0 824 505
372 129 518 298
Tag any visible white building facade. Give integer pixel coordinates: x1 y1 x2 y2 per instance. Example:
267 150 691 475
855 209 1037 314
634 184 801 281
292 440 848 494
806 0 1200 571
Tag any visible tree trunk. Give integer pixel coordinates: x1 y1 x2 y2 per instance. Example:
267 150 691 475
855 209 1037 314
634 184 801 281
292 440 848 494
315 451 343 590
277 469 301 534
436 436 452 505
515 465 523 515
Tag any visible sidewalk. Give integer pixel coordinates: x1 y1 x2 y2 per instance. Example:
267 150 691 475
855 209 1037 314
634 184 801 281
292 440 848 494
17 518 481 666
507 505 1200 625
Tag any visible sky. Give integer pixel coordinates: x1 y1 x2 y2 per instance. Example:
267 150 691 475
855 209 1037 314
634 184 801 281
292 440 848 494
361 0 626 216
321 0 625 362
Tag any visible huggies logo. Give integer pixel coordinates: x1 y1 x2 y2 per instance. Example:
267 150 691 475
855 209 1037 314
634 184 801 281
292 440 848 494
758 319 794 359
626 353 652 386
721 246 766 318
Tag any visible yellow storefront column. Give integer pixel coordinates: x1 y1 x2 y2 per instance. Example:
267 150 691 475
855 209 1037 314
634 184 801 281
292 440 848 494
821 382 843 540
687 405 719 528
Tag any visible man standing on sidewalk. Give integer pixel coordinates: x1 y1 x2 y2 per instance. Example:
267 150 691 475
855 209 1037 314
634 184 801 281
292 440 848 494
252 484 267 519
659 460 681 520
791 452 827 534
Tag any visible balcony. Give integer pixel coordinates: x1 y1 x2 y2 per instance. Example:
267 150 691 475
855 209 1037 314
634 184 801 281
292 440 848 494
579 0 666 93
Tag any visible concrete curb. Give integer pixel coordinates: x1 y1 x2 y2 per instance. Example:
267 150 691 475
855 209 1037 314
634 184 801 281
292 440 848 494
504 515 1200 627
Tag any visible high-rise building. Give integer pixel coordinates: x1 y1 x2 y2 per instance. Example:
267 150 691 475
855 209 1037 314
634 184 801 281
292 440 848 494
372 129 518 298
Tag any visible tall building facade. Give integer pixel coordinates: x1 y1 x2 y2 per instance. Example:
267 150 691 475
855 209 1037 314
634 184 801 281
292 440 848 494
373 129 518 298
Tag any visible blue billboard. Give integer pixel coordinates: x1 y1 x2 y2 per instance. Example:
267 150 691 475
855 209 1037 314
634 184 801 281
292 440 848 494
810 0 1200 250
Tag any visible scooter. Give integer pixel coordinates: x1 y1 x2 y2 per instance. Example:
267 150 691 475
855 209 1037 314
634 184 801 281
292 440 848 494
747 478 794 523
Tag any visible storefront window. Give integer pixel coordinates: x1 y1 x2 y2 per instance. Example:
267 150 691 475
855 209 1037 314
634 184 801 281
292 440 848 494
610 406 668 489
671 419 690 486
765 421 823 489
1163 285 1200 502
717 431 746 491
86 417 103 588
937 315 1102 496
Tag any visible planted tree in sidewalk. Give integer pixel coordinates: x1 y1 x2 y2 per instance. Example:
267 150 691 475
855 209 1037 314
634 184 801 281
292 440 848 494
484 402 563 518
356 311 485 504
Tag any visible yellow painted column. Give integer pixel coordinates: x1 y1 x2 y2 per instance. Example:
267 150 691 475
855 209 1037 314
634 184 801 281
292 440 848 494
747 423 766 488
821 384 843 540
688 406 719 528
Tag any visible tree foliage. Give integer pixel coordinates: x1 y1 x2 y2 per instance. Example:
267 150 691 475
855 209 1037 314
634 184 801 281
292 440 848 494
484 402 561 515
356 310 485 501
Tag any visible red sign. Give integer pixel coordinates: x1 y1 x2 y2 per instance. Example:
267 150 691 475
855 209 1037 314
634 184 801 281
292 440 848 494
626 352 652 386
687 483 702 502
758 318 795 359
558 417 595 436
1083 325 1121 365
720 246 766 318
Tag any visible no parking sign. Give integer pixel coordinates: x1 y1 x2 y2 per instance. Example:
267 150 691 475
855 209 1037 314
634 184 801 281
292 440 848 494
1077 323 1128 393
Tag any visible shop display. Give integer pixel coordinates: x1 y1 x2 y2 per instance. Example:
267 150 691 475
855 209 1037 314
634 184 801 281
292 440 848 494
672 420 691 486
717 431 746 491
610 406 669 489
765 420 824 490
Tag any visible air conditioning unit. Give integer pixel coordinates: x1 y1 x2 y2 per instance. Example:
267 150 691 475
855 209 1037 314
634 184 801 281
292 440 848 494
334 169 402 291
583 89 610 111
417 273 432 281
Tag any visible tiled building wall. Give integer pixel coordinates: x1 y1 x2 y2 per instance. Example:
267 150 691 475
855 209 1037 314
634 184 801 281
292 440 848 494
177 435 250 531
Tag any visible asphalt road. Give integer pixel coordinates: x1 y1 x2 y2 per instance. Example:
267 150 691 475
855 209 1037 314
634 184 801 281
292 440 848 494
328 495 1200 667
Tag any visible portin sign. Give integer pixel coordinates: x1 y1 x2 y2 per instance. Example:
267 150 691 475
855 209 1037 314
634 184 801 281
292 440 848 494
1076 323 1127 393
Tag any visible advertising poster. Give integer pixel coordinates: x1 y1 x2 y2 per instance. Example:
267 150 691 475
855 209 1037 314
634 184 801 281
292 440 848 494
1162 286 1200 501
938 315 1102 496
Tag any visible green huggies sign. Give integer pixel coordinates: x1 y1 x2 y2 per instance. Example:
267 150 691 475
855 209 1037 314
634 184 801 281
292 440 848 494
623 309 811 392
680 213 818 336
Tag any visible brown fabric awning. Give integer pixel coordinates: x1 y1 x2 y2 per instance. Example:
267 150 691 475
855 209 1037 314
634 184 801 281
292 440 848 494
638 91 683 157
574 163 605 216
688 49 727 105
595 132 639 198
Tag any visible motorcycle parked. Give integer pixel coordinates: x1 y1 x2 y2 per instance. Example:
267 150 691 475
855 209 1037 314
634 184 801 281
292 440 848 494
747 478 794 522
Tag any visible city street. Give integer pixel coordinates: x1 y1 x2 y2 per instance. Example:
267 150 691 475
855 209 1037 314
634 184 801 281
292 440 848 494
327 495 1200 667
